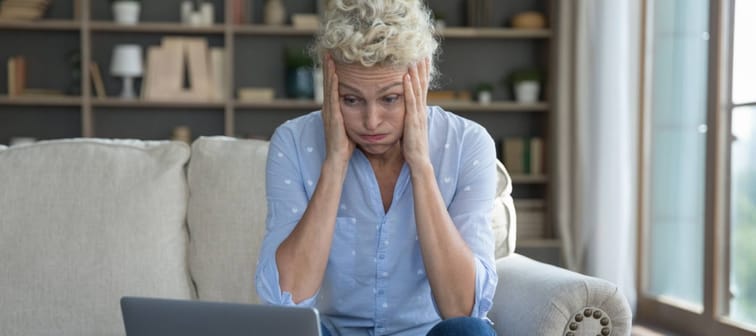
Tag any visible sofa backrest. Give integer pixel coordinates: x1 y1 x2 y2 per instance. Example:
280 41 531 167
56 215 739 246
186 136 516 305
187 136 269 305
0 139 194 336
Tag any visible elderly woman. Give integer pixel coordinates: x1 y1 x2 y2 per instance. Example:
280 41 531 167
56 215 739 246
255 1 498 335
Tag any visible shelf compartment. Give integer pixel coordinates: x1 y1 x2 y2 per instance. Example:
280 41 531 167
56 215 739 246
0 95 82 106
0 19 81 31
92 98 226 109
231 25 551 39
90 21 226 34
439 27 551 39
233 24 316 36
235 99 321 110
431 101 549 112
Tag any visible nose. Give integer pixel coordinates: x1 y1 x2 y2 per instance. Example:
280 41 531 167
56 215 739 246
363 103 381 131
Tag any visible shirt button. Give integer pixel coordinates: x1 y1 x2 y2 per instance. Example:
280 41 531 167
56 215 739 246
378 289 384 295
382 272 388 277
378 254 385 260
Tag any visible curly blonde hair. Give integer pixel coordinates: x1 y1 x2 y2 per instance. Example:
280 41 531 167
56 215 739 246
312 0 440 84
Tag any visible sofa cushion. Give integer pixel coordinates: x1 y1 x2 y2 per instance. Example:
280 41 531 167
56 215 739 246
0 139 194 336
493 160 517 259
187 136 269 304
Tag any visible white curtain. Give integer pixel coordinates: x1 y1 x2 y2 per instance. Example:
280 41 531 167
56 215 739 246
554 0 640 311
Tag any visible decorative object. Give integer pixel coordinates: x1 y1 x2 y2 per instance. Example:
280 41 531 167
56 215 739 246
0 0 51 20
284 48 314 99
466 0 492 27
511 11 546 29
238 87 275 102
180 1 193 23
264 0 286 25
181 1 214 26
505 68 541 103
171 125 191 143
474 82 493 105
9 137 36 146
432 9 446 30
144 37 214 101
292 14 319 29
111 0 141 25
110 44 143 99
199 2 214 25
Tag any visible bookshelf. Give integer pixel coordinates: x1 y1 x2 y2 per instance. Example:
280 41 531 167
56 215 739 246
0 0 561 263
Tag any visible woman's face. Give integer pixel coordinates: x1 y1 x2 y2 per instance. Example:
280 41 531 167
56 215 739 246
335 62 407 157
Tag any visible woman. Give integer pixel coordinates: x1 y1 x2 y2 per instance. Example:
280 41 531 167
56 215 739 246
256 1 498 335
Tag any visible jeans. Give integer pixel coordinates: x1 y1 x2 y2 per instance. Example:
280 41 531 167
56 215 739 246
320 317 497 336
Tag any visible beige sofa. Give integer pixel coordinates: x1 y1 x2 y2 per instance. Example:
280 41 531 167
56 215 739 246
0 137 631 335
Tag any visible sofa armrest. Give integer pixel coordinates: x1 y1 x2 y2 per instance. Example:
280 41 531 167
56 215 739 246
488 254 632 336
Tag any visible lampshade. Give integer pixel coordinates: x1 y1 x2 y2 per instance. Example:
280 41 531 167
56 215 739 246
110 44 143 77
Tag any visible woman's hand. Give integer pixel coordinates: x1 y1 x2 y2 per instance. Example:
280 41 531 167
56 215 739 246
402 57 432 169
322 54 355 168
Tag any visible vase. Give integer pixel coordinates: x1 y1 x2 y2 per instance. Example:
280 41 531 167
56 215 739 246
286 67 314 99
514 81 540 103
112 1 140 25
264 0 286 25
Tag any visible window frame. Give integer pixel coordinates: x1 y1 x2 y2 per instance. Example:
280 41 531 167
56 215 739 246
636 0 756 334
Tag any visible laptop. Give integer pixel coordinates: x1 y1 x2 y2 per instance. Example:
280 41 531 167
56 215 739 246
120 296 321 336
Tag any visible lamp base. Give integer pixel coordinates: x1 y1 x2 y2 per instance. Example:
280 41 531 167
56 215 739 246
119 76 136 99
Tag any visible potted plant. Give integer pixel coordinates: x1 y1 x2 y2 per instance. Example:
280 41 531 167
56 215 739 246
505 68 542 103
432 9 447 30
111 0 141 25
474 82 493 105
285 48 314 100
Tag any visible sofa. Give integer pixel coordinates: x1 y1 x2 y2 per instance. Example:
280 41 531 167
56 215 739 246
0 137 632 335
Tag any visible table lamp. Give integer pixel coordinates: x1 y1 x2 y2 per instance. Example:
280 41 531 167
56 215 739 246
110 44 143 99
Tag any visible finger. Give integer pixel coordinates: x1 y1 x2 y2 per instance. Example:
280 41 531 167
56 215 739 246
410 62 423 110
404 72 416 117
329 65 340 120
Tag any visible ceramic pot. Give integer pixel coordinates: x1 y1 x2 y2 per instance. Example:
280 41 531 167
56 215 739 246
264 0 286 25
286 67 314 99
112 1 140 25
514 81 540 103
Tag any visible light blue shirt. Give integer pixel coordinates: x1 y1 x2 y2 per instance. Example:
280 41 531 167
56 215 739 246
255 106 498 336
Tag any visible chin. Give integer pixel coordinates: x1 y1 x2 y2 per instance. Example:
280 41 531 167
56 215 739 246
357 143 396 156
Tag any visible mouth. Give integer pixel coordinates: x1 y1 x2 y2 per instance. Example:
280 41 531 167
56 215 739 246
361 134 387 142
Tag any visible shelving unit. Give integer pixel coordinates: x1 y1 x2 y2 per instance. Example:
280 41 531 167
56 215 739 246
0 0 561 264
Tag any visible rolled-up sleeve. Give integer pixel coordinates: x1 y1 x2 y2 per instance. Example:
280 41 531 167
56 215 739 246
447 123 499 318
255 126 318 307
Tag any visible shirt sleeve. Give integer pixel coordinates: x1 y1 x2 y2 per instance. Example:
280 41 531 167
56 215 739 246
255 126 318 307
447 123 499 318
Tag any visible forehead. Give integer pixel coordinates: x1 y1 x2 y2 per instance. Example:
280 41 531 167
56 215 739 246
335 63 406 94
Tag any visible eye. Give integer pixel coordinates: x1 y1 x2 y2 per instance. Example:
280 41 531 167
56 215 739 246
382 94 401 104
341 95 362 106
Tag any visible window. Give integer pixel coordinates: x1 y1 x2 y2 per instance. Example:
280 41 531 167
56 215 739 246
638 0 756 334
728 0 756 326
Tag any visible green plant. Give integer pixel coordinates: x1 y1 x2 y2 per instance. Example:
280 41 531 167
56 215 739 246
474 82 493 94
285 47 314 69
504 68 542 85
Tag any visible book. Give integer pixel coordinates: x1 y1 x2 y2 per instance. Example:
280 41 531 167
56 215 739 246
503 137 526 175
529 137 544 175
183 38 212 100
502 136 545 176
89 62 106 98
209 47 226 100
7 57 16 96
6 55 26 96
